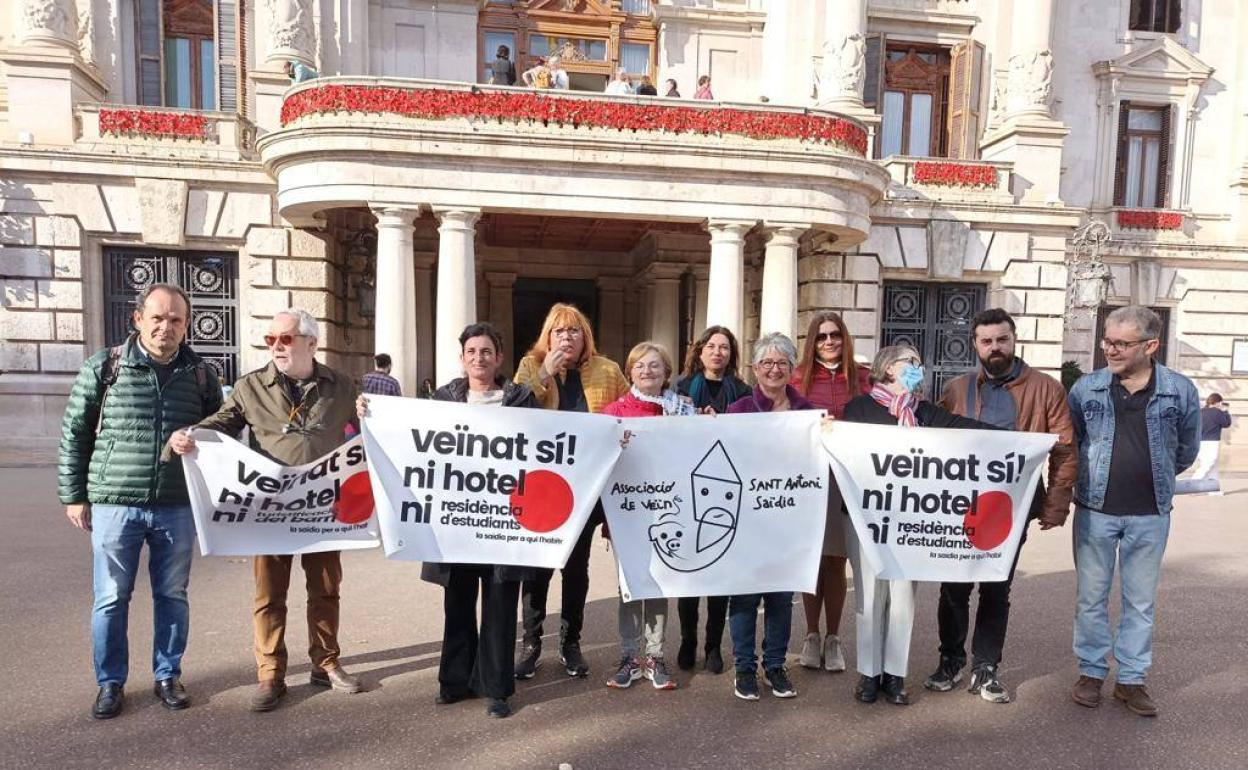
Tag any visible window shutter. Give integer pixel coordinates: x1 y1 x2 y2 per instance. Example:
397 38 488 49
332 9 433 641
863 33 885 109
1113 103 1130 206
137 0 164 106
947 39 984 159
1156 103 1173 208
216 0 241 113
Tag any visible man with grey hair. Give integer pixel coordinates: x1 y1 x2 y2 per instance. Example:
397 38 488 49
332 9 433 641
1066 305 1200 717
60 283 222 719
171 308 363 711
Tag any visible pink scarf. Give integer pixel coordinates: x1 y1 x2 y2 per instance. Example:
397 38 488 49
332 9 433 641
869 383 918 427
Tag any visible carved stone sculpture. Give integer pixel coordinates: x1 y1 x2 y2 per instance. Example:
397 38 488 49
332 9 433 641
821 33 865 106
264 0 314 64
1007 49 1053 116
19 0 76 48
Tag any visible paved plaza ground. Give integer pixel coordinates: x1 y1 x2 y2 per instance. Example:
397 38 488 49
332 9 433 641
1 466 1245 770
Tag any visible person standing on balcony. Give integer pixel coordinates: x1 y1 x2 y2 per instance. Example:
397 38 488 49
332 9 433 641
550 56 570 90
791 312 870 677
513 303 629 680
664 79 681 98
491 45 517 86
694 75 714 100
522 58 553 89
1067 306 1200 717
637 76 658 96
283 60 318 84
605 68 633 95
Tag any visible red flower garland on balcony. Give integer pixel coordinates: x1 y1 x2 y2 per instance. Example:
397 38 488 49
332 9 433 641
279 85 868 156
99 109 212 140
1116 210 1184 230
912 161 998 187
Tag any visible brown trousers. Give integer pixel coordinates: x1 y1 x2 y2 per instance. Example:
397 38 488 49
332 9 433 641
253 552 342 682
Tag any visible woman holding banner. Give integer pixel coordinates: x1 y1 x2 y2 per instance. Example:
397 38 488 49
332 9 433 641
792 312 870 675
841 344 989 706
601 341 696 691
724 332 816 701
672 326 750 673
513 304 629 679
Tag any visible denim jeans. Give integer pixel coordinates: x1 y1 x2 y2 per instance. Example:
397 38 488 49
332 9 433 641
91 504 195 686
728 592 793 673
1072 508 1171 685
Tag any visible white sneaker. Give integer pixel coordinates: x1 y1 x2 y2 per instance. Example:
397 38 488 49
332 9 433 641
799 632 822 669
823 635 846 672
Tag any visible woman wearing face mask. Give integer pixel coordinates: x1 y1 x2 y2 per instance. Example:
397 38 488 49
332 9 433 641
791 313 870 675
841 345 989 706
600 342 695 691
671 326 751 673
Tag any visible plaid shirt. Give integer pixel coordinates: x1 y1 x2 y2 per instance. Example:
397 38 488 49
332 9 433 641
361 370 402 397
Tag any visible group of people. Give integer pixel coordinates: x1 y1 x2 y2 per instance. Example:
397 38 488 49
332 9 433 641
491 43 710 100
61 284 1203 723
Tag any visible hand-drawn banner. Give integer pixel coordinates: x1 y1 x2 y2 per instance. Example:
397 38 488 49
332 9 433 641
362 396 623 568
183 431 379 555
602 411 827 601
823 421 1056 581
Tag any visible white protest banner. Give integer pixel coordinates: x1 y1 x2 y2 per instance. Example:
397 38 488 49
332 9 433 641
823 421 1056 581
362 396 623 568
602 411 827 601
183 431 378 555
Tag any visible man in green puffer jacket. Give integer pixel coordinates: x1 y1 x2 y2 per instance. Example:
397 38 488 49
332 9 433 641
58 283 222 720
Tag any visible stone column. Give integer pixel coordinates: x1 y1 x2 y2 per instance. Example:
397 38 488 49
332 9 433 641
759 225 804 341
818 0 867 112
434 208 481 386
17 0 77 49
642 264 683 364
486 272 517 372
596 276 628 365
692 267 709 336
371 206 420 397
1005 0 1056 119
705 221 752 342
414 255 435 392
265 0 315 66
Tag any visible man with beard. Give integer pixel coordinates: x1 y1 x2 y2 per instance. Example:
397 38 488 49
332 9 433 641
926 308 1077 703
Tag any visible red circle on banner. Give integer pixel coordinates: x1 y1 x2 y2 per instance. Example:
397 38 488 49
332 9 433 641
964 490 1013 551
334 471 375 524
510 470 575 533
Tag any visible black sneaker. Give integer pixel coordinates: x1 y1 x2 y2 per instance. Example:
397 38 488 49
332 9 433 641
924 655 965 692
514 642 540 680
764 667 797 698
881 673 910 706
968 664 1011 703
560 642 589 677
677 639 697 671
734 670 760 701
855 674 881 704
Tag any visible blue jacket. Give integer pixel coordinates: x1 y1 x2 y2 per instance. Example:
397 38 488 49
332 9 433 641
1067 363 1200 515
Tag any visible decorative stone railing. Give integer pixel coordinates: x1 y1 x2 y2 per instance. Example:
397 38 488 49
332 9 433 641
278 79 870 157
77 105 258 160
882 156 1014 204
1114 208 1186 231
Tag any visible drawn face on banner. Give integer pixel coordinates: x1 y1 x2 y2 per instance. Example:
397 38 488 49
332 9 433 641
647 441 741 572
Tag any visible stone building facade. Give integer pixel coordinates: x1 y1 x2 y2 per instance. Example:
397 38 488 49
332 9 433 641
2 0 1245 466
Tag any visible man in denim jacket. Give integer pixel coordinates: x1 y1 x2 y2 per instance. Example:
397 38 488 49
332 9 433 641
1066 306 1199 717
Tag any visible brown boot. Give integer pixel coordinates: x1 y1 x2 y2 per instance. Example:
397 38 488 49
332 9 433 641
249 680 287 712
1113 683 1159 716
1071 675 1103 708
310 665 363 693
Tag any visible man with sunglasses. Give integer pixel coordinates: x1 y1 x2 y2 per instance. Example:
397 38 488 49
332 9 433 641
1066 305 1199 717
171 308 362 711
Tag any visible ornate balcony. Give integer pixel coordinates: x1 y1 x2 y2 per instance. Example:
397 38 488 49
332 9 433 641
259 78 890 245
881 156 1015 205
76 105 258 162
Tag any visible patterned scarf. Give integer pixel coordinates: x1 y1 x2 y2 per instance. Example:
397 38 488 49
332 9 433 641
631 386 697 416
869 383 918 427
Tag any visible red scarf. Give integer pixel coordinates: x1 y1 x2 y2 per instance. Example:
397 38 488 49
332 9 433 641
869 383 918 427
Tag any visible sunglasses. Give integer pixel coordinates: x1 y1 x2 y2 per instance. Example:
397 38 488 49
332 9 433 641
264 333 309 348
815 331 843 343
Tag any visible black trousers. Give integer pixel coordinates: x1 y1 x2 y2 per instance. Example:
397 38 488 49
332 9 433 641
440 566 520 700
519 503 602 647
677 596 729 651
937 522 1029 668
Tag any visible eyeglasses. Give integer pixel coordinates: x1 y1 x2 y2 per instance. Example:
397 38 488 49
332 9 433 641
552 327 583 339
815 331 843 343
631 361 666 373
264 333 309 348
895 357 921 367
757 360 792 371
1101 337 1151 353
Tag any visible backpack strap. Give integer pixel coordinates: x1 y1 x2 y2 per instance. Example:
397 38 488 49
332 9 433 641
94 344 125 436
963 372 978 420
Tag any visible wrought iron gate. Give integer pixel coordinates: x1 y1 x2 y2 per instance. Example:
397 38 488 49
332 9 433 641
880 281 985 398
103 247 240 384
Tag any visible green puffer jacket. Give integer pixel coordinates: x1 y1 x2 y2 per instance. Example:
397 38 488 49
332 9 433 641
58 335 223 506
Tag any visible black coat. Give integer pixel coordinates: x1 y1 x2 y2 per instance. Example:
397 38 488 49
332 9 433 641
420 377 541 586
841 394 988 429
